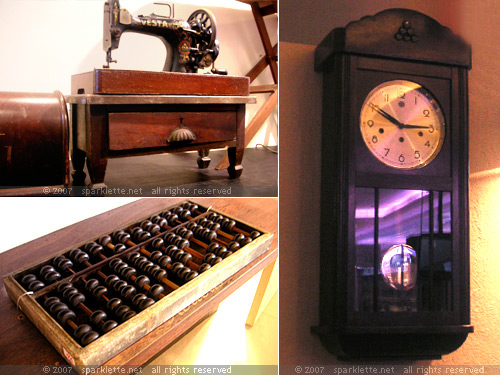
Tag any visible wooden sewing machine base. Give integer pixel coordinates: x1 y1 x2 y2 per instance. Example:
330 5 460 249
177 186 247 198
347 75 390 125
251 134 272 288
69 70 255 186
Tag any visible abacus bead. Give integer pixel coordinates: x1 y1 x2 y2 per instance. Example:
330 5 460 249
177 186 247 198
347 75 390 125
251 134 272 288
209 256 223 266
150 251 163 262
45 271 62 282
55 257 73 270
166 213 178 224
50 302 69 315
224 219 236 232
188 204 199 213
233 234 245 242
121 266 137 279
203 253 216 263
81 331 100 346
186 222 197 231
107 298 122 312
135 275 150 288
221 251 233 259
147 264 161 275
44 296 61 308
105 274 120 287
152 269 167 282
152 238 164 250
98 235 112 246
179 253 192 265
89 310 107 325
117 233 131 244
197 218 208 226
93 286 108 299
139 220 152 230
206 242 220 253
61 286 78 299
240 237 253 246
148 284 164 299
122 310 137 321
127 252 140 262
75 250 90 264
214 247 228 257
57 309 76 325
29 279 46 291
120 285 136 299
139 298 155 310
113 244 127 254
202 229 216 242
160 210 171 218
137 231 151 242
175 238 189 249
250 231 261 239
113 280 128 292
21 274 37 285
40 265 56 277
57 282 72 294
101 320 118 333
198 263 211 273
207 222 220 232
183 270 198 282
130 227 143 239
172 207 183 215
170 262 184 274
157 255 172 268
114 305 131 318
85 279 100 292
228 242 240 252
207 212 218 221
69 293 86 307
111 230 125 241
132 293 147 306
176 267 191 280
74 324 92 339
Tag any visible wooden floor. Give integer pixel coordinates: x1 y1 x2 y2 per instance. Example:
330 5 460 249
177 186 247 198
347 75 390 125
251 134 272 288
75 147 278 197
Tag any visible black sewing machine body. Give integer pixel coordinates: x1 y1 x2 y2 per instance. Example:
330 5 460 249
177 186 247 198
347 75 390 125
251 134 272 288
103 0 221 73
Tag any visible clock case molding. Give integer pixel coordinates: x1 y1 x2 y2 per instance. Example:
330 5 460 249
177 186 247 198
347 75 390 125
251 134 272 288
313 9 472 359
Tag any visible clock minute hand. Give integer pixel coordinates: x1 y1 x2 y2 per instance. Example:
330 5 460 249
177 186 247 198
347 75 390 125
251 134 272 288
401 124 431 129
368 102 403 128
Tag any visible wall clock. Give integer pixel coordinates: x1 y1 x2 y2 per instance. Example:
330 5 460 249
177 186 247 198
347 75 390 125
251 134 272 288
312 9 473 359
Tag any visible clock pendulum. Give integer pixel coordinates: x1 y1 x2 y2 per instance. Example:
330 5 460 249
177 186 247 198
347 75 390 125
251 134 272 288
313 9 473 359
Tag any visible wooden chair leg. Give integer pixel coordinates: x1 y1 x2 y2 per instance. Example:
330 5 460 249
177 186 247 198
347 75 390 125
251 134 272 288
246 258 278 327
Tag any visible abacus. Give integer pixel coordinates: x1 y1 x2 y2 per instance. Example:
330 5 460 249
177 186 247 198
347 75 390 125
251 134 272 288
3 201 273 373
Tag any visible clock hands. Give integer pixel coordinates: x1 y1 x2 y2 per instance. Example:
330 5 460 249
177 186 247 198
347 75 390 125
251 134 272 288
368 102 432 130
368 102 403 128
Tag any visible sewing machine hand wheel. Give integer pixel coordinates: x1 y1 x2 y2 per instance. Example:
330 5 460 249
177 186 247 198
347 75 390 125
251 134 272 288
187 9 217 49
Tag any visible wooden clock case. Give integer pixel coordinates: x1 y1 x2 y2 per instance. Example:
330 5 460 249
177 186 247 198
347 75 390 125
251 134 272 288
313 9 473 359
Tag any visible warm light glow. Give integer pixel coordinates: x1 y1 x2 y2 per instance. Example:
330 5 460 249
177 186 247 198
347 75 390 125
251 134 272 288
380 244 417 291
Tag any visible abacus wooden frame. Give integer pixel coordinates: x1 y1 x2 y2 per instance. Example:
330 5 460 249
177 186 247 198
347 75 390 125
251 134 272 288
3 200 273 373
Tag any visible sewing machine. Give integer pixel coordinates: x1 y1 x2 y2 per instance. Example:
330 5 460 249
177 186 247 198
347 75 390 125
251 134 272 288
103 0 226 74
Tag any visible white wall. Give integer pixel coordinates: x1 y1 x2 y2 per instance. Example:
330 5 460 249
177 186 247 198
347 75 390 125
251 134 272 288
0 0 277 147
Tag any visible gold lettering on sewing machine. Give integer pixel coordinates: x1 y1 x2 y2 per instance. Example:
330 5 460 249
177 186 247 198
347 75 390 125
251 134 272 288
141 19 178 30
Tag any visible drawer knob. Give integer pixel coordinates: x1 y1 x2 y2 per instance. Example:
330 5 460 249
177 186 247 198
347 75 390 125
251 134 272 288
167 118 197 144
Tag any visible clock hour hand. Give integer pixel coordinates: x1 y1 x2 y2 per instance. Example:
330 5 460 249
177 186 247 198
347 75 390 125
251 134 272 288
368 102 403 128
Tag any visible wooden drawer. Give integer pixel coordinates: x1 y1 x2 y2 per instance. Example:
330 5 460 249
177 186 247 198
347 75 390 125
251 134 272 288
108 111 236 151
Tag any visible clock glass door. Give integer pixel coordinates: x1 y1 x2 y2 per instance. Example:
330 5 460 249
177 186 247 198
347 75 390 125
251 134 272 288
354 187 453 313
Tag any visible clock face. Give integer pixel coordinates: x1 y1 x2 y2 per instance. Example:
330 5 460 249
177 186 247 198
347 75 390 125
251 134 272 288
359 80 446 169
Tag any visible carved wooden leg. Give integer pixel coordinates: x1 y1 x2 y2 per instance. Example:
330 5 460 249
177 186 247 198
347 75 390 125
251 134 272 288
86 157 108 188
197 149 211 169
227 146 244 179
71 148 86 186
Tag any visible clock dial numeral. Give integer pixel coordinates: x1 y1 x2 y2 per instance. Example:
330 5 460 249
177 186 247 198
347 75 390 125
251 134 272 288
360 80 445 169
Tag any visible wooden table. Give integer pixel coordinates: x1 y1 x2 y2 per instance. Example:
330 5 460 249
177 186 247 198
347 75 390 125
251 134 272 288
68 95 256 187
0 198 278 371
